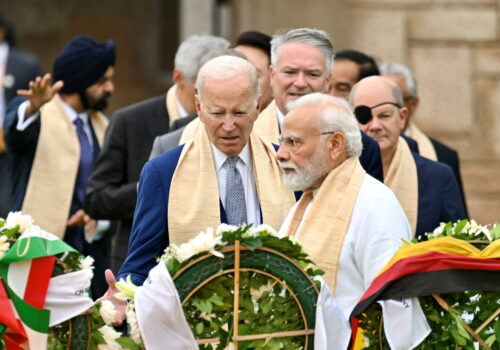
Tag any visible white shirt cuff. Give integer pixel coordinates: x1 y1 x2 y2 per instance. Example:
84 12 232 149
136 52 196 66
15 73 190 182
16 101 40 131
84 220 110 243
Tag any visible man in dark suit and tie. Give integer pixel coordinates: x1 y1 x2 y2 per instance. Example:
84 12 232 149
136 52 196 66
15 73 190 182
99 56 298 322
350 76 466 239
4 35 116 296
0 12 43 218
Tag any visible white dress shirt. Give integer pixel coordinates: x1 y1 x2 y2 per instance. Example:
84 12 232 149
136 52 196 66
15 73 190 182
276 105 286 135
16 99 109 241
16 99 94 148
279 175 429 349
211 143 261 227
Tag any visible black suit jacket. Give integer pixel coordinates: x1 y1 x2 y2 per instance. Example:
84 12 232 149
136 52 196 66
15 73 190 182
84 94 170 272
429 137 467 216
413 152 466 239
406 134 467 217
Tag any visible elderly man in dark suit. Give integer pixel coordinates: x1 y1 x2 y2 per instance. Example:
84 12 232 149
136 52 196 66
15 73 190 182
0 12 42 218
351 76 466 239
100 57 296 324
84 35 229 273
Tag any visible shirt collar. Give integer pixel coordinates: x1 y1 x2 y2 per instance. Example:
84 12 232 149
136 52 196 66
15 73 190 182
60 99 89 124
211 142 252 171
276 105 286 131
176 98 189 118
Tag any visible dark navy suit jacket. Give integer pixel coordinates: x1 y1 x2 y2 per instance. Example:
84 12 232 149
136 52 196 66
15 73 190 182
412 152 466 239
359 131 383 182
118 145 219 284
118 142 298 284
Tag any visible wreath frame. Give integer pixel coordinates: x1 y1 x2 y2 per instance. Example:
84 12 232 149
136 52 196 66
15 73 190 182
173 241 319 349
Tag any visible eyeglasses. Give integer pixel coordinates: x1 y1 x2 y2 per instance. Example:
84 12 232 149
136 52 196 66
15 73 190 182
354 102 401 124
278 131 336 148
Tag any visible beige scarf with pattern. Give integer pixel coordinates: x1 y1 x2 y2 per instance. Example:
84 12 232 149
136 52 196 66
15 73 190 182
253 100 280 144
385 137 419 236
168 126 296 244
22 95 108 238
166 85 182 125
285 157 366 292
408 121 437 161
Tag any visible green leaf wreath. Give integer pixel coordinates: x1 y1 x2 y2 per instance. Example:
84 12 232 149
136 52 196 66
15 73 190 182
116 224 324 350
358 219 500 350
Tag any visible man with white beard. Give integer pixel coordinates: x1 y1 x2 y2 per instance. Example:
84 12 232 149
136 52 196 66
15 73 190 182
277 92 429 349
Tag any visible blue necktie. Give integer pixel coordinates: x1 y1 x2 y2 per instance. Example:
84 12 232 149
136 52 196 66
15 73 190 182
73 116 93 204
225 157 247 225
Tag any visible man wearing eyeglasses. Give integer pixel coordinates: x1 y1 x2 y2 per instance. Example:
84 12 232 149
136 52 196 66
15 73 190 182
276 92 429 349
350 76 466 239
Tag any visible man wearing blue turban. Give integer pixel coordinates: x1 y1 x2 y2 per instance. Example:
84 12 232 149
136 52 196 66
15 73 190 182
3 35 115 264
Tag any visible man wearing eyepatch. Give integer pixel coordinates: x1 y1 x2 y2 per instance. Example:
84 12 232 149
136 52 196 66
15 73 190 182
350 76 466 239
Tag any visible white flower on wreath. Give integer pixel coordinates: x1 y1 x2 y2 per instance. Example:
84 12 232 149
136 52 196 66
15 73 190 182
176 227 223 262
216 223 238 235
4 212 33 233
115 275 138 301
126 302 143 345
99 300 117 324
464 220 492 241
250 224 278 237
97 325 122 350
0 235 10 260
79 256 95 270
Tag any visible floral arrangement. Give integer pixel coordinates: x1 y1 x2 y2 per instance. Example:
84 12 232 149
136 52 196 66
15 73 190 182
359 219 500 350
0 212 139 350
116 224 323 350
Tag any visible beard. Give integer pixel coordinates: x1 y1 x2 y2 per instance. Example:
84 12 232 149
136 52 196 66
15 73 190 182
280 147 329 192
79 90 111 111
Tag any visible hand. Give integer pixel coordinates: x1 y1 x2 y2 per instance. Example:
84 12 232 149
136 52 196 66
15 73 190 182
97 269 126 325
17 73 64 119
67 209 86 226
84 214 97 237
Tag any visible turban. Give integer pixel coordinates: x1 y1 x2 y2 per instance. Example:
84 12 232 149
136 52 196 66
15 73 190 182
52 35 116 94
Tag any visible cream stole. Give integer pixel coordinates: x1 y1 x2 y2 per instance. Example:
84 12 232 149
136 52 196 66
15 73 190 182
408 121 437 161
253 100 280 144
286 157 365 292
168 127 296 244
385 137 419 236
178 118 201 145
22 95 108 238
166 85 182 125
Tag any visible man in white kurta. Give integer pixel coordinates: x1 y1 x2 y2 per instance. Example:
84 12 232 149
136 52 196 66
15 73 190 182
277 93 430 349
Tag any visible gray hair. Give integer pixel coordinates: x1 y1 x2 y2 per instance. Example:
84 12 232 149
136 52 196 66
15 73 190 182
379 62 418 98
174 35 230 83
349 77 404 107
288 93 363 158
270 28 335 73
195 55 260 104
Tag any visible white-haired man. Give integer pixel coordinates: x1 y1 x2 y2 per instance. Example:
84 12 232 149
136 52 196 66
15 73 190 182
277 92 429 349
255 27 384 182
101 56 296 311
